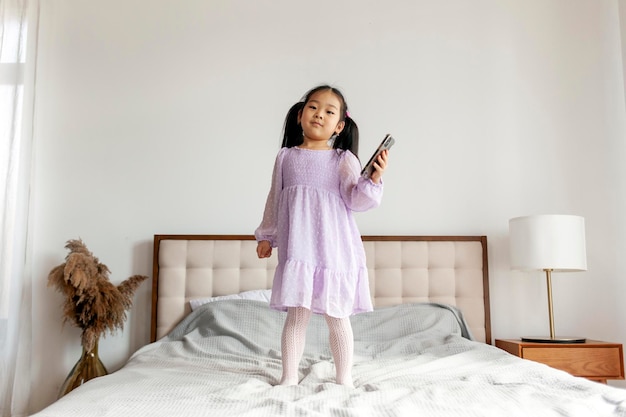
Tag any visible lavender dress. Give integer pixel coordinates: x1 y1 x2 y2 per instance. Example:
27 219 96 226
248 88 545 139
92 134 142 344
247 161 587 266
255 147 383 318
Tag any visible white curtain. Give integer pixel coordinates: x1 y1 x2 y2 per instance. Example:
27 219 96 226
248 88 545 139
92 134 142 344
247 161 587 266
0 0 38 416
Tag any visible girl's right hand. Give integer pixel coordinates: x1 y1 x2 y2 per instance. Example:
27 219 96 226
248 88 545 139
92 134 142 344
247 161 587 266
257 240 272 258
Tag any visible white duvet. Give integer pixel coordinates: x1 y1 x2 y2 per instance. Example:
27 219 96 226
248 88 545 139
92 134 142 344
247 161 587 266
32 301 626 417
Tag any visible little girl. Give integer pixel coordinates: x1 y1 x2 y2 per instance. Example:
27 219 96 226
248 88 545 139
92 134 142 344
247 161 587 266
255 85 389 387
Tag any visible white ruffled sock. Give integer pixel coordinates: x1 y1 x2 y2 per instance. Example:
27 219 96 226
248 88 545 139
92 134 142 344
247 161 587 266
279 307 311 385
325 315 354 387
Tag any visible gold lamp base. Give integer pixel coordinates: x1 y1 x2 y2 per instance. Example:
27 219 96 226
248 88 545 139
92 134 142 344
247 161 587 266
521 336 586 343
523 269 586 345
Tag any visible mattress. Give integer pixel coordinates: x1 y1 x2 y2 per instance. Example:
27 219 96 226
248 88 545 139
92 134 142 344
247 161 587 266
32 300 626 417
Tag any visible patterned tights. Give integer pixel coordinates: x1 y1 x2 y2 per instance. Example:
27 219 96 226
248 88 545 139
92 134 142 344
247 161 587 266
279 307 354 387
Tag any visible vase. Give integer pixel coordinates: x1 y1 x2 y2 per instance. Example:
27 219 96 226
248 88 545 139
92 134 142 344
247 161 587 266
58 339 108 398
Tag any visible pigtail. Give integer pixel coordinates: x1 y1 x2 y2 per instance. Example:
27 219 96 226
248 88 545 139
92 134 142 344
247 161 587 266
333 115 359 158
281 102 305 148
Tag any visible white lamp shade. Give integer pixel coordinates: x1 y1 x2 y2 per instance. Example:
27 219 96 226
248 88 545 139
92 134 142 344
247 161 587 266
509 214 587 272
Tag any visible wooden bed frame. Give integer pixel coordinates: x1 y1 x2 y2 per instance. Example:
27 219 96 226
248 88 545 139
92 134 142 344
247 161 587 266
151 235 491 344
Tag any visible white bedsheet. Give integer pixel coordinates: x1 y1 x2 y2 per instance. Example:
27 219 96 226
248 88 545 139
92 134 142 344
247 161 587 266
32 301 626 417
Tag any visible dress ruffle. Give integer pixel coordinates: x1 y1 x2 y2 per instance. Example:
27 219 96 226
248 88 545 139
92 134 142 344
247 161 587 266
270 259 373 318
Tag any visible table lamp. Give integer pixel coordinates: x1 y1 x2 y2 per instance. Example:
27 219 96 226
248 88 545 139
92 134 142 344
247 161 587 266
509 214 587 343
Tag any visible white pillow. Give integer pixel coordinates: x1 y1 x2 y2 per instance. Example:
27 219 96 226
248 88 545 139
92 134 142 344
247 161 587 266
189 289 272 311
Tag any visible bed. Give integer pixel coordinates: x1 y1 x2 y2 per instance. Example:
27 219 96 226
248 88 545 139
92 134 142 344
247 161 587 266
33 234 626 417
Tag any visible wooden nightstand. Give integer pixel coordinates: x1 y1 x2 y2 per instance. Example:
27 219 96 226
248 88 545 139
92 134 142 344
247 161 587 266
495 339 625 384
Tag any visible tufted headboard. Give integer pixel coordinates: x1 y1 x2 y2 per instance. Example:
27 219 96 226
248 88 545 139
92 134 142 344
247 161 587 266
151 235 491 344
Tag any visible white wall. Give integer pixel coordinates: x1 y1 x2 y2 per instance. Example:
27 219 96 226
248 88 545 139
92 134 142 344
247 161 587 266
29 0 626 412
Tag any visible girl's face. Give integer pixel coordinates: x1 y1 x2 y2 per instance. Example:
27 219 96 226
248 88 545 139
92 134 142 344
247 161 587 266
298 90 345 148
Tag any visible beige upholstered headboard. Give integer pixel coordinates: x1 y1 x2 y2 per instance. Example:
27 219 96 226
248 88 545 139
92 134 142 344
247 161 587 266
151 235 491 344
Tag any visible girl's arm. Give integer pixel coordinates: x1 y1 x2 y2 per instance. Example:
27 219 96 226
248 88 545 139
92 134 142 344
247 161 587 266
254 149 286 248
338 150 385 212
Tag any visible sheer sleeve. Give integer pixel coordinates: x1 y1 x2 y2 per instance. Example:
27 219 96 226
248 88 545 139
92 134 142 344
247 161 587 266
254 148 286 247
338 150 383 212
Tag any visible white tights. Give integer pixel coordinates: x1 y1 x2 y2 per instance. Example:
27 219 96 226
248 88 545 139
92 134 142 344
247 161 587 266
325 313 354 387
279 307 354 387
279 307 311 385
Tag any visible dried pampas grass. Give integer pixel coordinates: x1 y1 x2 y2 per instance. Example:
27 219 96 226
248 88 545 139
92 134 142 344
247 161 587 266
48 239 148 352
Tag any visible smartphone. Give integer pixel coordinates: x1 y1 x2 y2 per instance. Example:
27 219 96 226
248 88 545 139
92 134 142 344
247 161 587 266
361 134 395 179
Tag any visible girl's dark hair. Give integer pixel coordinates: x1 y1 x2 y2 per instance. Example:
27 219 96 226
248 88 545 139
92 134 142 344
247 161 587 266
281 85 359 156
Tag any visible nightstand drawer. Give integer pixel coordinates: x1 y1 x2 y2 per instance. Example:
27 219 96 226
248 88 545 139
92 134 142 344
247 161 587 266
522 346 623 378
495 339 625 383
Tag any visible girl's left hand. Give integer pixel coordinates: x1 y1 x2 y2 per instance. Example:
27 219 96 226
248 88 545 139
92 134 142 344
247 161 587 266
370 149 389 184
